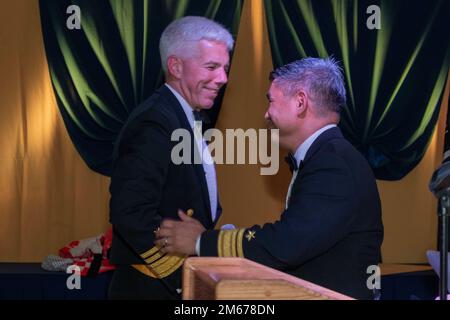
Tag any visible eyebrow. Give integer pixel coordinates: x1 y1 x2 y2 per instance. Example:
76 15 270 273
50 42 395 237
266 93 271 100
204 61 221 66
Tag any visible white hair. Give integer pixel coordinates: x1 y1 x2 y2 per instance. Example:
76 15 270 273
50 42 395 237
159 16 234 73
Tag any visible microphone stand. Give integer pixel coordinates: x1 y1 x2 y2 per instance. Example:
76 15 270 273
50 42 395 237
437 187 450 300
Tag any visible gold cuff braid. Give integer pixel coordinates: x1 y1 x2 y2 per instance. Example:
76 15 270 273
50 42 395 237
217 228 245 257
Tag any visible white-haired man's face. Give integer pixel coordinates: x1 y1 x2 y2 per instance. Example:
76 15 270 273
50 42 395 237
174 39 229 109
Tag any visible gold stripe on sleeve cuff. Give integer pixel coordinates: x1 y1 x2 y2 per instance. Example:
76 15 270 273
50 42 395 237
236 228 245 258
140 245 162 259
217 229 246 257
133 253 186 279
144 250 165 265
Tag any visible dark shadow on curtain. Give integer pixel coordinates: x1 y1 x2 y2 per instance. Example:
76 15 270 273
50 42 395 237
265 0 450 180
39 0 243 176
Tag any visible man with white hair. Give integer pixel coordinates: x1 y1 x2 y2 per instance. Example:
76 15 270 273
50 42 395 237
108 16 233 299
156 57 384 300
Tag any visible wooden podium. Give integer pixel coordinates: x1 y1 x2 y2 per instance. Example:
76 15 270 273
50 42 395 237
182 257 354 300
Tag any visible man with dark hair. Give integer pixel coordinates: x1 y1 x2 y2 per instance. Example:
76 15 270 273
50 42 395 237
156 57 384 300
108 16 233 299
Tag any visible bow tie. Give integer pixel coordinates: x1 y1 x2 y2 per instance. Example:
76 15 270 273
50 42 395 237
285 153 298 172
193 110 211 124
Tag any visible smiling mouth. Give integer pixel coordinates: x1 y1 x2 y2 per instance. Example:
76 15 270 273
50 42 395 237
204 87 219 94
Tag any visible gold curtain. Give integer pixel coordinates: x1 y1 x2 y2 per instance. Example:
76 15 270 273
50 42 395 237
0 0 448 263
0 0 110 262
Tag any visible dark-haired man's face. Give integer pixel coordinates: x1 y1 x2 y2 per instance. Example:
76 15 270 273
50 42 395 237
265 82 299 148
178 39 229 109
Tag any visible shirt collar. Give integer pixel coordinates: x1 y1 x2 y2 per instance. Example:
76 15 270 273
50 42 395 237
165 83 196 129
293 124 337 167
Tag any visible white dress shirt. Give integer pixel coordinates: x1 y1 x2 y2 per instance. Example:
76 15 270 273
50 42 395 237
165 84 218 221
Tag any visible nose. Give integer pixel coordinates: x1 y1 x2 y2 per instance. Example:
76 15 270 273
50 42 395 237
215 68 228 86
264 111 270 120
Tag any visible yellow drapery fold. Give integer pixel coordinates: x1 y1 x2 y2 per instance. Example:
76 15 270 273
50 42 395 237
0 0 110 262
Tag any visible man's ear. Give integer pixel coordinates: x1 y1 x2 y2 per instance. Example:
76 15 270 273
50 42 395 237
296 91 308 116
167 56 182 79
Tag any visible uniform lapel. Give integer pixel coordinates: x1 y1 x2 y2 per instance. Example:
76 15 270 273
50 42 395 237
159 86 213 227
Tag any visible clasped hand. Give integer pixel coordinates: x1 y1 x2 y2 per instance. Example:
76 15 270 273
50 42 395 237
154 209 205 256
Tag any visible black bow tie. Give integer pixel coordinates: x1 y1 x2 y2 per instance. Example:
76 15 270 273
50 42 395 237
285 153 298 172
193 110 211 124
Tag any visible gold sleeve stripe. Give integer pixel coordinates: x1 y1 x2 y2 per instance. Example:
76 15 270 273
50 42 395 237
218 230 230 257
144 250 165 265
150 253 184 272
224 230 234 256
154 256 185 276
231 228 238 257
141 245 161 259
132 258 184 279
133 208 196 278
218 230 225 257
153 259 184 278
151 254 173 268
236 228 245 258
217 229 245 257
133 254 186 279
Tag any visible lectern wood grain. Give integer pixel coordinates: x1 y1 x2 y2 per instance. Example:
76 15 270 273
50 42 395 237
183 257 354 300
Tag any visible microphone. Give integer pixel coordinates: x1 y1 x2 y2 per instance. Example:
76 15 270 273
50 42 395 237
429 150 450 197
429 138 450 300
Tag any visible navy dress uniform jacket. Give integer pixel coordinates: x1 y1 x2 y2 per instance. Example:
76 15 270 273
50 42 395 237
109 85 221 298
200 127 383 300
